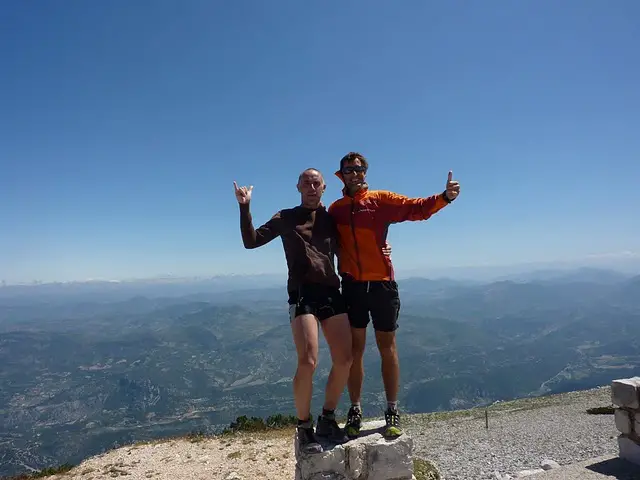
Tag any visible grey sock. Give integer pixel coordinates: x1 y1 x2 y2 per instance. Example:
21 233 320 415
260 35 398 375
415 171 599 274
387 401 398 412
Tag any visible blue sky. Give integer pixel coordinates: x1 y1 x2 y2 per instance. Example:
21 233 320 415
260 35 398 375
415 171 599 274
1 0 639 284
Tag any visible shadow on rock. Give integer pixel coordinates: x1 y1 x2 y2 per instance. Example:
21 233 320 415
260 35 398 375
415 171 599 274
586 457 640 480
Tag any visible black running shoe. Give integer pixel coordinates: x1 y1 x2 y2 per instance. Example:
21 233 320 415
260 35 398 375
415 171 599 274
345 405 363 439
315 415 349 444
384 407 403 438
296 426 322 454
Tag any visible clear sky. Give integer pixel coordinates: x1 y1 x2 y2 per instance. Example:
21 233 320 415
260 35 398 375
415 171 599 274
1 1 639 284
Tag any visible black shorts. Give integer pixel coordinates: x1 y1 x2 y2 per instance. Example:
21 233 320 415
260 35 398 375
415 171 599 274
288 283 347 322
341 278 401 332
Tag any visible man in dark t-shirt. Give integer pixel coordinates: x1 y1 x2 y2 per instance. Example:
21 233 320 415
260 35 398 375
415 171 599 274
234 168 352 454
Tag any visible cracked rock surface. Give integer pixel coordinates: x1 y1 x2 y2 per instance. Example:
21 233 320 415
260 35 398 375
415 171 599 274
294 420 415 480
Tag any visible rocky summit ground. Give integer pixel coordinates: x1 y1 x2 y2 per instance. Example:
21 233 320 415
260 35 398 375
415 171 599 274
404 386 623 479
41 428 297 480
22 386 631 480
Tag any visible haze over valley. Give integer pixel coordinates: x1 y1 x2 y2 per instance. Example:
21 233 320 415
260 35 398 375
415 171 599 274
1 267 639 477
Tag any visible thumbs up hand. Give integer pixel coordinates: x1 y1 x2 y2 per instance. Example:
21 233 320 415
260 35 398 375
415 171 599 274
445 171 460 201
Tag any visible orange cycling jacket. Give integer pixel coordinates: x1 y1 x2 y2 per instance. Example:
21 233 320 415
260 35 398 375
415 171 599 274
328 174 452 282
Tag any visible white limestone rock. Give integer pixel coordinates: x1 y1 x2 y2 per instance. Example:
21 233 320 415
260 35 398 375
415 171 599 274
615 408 635 435
618 434 640 467
294 420 414 480
611 377 640 409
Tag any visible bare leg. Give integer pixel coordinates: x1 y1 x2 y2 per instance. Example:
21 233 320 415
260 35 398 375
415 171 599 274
347 327 367 404
374 330 399 403
291 314 319 420
319 313 353 411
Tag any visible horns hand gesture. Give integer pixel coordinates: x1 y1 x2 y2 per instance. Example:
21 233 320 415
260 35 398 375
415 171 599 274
445 171 460 201
233 181 253 205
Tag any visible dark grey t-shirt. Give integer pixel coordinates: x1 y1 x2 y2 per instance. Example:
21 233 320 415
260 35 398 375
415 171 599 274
239 203 341 293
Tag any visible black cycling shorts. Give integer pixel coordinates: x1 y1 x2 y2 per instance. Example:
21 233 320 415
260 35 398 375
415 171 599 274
288 283 347 322
341 278 401 332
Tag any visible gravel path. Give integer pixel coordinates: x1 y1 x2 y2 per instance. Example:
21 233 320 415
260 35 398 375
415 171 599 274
404 386 620 480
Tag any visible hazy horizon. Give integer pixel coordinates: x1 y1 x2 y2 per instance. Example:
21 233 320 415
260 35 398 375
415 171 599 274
2 252 638 287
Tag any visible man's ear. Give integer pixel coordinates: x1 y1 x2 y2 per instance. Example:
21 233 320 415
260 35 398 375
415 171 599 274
322 184 327 192
296 182 302 193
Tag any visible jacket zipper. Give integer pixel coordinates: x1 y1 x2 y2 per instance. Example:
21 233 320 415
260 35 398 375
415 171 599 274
350 199 362 279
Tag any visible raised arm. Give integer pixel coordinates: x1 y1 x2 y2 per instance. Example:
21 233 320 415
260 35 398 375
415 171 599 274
234 181 283 249
379 170 460 224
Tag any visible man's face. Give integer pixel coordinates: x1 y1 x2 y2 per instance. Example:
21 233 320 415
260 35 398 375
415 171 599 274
341 159 367 192
297 170 326 204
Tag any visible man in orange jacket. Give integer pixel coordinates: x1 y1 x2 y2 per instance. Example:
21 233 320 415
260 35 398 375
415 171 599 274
327 152 461 439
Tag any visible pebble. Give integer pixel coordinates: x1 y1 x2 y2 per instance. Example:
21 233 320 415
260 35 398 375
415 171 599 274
540 459 560 470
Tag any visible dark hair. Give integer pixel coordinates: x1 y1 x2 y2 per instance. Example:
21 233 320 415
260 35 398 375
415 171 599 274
339 152 368 171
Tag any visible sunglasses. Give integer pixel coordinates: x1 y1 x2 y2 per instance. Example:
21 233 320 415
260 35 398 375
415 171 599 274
341 165 367 174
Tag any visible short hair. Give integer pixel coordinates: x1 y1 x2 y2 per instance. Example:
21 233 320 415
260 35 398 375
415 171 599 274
339 152 368 171
298 168 324 184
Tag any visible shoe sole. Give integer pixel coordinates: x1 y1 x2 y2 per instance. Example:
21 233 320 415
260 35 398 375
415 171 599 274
302 447 323 454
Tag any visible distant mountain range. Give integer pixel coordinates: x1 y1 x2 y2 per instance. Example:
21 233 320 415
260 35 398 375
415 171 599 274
2 263 638 300
0 274 287 304
0 268 639 477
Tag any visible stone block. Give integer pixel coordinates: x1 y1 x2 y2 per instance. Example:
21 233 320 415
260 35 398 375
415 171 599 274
611 377 640 409
615 408 634 435
618 434 640 467
294 420 414 480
